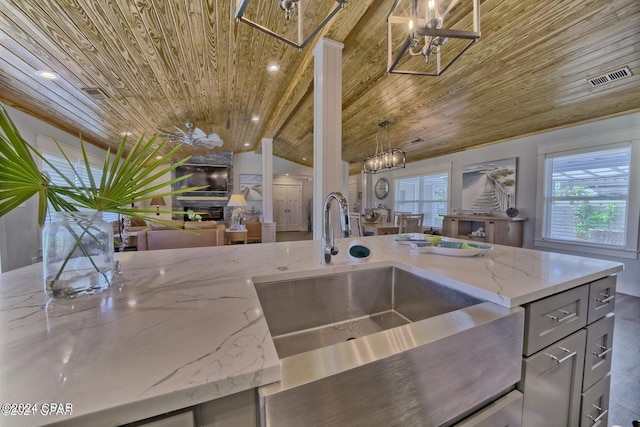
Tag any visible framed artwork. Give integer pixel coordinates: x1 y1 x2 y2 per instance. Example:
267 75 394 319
462 157 517 213
239 174 263 201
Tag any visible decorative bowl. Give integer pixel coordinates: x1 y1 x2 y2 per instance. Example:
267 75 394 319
362 212 380 223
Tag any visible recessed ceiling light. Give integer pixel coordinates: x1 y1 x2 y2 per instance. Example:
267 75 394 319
120 131 133 136
243 142 250 147
251 116 260 122
35 70 59 79
267 64 280 72
302 157 307 161
155 155 163 159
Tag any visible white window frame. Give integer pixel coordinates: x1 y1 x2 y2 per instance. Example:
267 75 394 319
393 163 451 229
36 135 118 223
535 130 640 260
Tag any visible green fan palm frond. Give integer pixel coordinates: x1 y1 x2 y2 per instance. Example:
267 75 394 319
0 103 204 226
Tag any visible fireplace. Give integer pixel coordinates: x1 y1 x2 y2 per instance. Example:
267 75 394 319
184 206 224 221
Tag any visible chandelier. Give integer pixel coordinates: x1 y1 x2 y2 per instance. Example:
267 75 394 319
387 0 480 76
362 121 406 174
159 122 223 149
235 0 347 49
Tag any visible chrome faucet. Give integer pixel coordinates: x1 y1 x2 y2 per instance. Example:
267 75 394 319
322 192 351 265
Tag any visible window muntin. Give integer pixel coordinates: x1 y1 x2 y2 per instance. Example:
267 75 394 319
542 146 630 247
38 138 118 223
396 172 448 228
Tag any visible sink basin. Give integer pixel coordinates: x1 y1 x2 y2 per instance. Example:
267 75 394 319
254 266 524 427
255 267 484 358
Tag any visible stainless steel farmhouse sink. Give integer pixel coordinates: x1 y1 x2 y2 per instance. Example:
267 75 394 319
254 266 525 427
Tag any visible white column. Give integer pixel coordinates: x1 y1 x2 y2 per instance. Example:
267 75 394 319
361 171 369 212
312 38 344 241
261 138 276 243
342 161 350 209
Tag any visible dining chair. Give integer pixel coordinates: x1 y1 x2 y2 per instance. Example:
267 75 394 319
348 213 364 237
399 214 424 233
393 211 411 226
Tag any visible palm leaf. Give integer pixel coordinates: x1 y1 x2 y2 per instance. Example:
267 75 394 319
0 103 205 226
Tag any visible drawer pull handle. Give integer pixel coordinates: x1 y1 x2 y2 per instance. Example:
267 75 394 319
588 404 608 424
545 346 577 364
593 345 612 359
546 310 577 323
596 294 614 304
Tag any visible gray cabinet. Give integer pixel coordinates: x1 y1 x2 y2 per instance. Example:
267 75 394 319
455 390 523 427
519 276 616 427
583 314 614 391
197 389 257 427
519 329 586 427
441 215 526 247
581 374 611 427
124 410 195 427
126 390 257 427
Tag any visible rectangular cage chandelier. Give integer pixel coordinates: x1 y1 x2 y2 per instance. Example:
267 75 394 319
363 121 406 174
235 0 347 49
387 0 480 76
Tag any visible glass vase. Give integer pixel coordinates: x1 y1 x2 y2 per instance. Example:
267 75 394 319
42 212 114 299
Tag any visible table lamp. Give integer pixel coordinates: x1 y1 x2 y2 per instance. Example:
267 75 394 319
227 194 247 230
150 196 166 216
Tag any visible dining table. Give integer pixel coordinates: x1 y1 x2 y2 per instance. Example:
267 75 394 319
362 221 400 236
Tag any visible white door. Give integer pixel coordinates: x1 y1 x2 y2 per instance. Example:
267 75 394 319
274 184 303 231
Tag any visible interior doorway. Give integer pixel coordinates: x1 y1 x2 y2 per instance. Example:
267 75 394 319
274 184 303 231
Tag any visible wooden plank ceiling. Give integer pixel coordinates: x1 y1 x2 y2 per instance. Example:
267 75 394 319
1 0 639 175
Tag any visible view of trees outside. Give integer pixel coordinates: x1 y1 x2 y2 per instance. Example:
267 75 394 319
544 147 630 246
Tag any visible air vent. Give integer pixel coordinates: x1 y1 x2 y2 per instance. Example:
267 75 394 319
410 137 424 144
587 66 632 87
81 87 110 99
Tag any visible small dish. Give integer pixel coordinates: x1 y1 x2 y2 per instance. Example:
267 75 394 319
349 240 372 263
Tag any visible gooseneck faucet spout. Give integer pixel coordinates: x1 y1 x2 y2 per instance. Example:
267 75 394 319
322 192 351 265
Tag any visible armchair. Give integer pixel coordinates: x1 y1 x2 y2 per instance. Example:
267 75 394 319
245 216 262 243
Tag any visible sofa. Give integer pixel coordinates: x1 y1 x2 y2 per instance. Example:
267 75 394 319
136 220 225 250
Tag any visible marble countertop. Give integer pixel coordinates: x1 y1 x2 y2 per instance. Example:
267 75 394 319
0 236 623 426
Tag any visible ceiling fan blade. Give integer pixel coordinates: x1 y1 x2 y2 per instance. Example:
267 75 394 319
192 127 207 139
158 128 178 136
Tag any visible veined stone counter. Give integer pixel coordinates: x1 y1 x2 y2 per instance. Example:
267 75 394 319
0 236 623 426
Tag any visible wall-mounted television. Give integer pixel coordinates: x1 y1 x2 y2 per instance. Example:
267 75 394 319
174 164 228 194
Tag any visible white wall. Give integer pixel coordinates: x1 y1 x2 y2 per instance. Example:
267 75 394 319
0 105 109 272
362 112 640 296
234 152 314 227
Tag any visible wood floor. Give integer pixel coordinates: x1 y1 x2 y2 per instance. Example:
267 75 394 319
275 231 313 242
610 293 640 427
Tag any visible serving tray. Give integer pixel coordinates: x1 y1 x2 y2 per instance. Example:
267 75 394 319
410 241 493 257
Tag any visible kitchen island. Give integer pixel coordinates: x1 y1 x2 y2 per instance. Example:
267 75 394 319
0 236 623 426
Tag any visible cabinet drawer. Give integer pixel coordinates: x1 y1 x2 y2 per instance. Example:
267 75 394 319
519 329 586 427
580 374 610 427
455 390 523 427
587 276 616 324
523 285 589 356
583 313 614 391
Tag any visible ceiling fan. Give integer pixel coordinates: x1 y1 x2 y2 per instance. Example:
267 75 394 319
159 121 223 149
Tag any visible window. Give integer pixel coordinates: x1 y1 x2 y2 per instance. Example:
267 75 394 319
37 136 118 223
538 140 639 258
395 171 449 228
